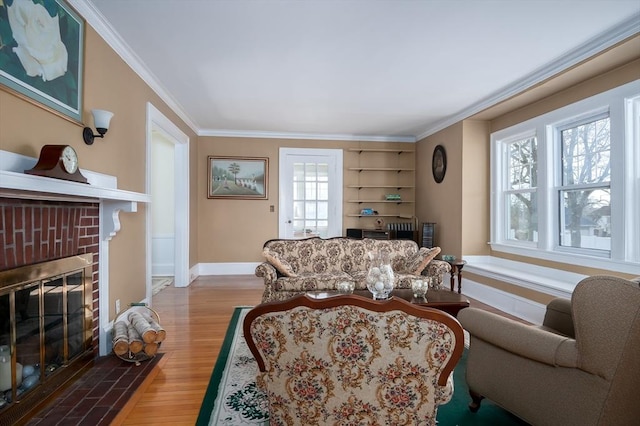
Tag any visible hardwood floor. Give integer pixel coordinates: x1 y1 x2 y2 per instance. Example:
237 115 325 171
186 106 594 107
115 275 525 425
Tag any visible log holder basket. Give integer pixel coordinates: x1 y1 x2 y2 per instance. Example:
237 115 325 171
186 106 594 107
113 304 163 365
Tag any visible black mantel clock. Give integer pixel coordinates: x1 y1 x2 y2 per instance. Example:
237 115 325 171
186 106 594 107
25 145 88 184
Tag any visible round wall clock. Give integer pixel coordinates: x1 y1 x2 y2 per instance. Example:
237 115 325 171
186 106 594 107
432 145 447 183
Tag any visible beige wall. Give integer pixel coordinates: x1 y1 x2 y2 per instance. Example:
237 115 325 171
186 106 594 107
0 27 198 322
197 137 416 262
461 120 490 256
415 122 463 257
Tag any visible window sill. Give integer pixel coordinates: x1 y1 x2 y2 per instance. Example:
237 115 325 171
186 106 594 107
463 255 589 299
488 243 640 276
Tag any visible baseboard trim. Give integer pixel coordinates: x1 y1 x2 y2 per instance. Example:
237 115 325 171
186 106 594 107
462 279 546 325
197 262 260 276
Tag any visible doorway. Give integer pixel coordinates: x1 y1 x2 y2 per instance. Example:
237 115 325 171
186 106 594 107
279 148 343 239
146 103 190 303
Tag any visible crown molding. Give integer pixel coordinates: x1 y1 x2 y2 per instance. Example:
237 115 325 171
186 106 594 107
199 129 416 143
67 0 200 134
70 2 638 143
416 12 640 141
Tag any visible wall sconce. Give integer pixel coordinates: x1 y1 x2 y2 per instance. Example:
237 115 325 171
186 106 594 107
83 109 114 145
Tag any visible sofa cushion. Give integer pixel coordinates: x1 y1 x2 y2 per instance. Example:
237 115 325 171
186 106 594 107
263 248 297 277
275 272 354 292
405 247 441 274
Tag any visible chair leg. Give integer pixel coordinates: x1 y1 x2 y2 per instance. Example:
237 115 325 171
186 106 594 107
469 389 484 413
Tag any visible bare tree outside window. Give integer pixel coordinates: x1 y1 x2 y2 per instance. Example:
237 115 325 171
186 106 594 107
506 137 538 242
560 116 611 251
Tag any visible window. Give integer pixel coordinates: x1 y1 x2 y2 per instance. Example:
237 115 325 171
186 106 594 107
558 115 610 252
506 136 538 243
491 80 640 273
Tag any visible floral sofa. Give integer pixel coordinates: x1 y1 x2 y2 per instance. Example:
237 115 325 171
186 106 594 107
256 237 450 303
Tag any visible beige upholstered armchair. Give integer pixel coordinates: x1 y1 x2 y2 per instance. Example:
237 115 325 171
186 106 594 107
458 275 640 426
243 294 464 426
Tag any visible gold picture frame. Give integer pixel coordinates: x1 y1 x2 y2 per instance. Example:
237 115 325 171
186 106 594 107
207 156 269 199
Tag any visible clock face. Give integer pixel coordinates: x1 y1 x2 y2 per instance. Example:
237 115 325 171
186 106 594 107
61 146 78 173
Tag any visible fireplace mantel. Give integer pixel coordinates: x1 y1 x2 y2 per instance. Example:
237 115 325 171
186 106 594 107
1 150 151 356
0 150 151 240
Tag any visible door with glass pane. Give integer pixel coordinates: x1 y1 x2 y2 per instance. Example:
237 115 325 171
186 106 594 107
279 148 343 239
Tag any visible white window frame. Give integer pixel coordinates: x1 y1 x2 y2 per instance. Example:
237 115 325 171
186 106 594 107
490 80 640 275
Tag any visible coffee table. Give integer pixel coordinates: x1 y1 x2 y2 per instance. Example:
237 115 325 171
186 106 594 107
307 289 469 318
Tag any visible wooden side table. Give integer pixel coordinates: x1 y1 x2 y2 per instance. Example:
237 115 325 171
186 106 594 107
446 260 467 294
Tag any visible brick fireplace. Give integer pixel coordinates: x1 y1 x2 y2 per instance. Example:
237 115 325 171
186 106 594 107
0 149 150 425
1 198 101 346
0 198 100 424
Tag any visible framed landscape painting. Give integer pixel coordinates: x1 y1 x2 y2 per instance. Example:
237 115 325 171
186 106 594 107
208 156 269 199
0 0 84 123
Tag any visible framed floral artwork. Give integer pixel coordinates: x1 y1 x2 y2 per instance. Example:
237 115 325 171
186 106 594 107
0 0 84 123
208 156 269 199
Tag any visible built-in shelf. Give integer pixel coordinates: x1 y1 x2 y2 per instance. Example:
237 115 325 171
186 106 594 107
348 214 413 218
348 167 414 172
347 185 414 189
347 200 414 204
346 147 415 222
347 148 414 154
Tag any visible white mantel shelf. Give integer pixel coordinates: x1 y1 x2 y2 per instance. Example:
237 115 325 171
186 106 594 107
0 150 150 241
0 170 150 203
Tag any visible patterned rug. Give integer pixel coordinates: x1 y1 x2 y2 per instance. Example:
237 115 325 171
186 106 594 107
152 277 173 295
196 307 528 425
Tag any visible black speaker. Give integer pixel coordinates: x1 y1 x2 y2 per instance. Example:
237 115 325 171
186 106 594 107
346 228 363 238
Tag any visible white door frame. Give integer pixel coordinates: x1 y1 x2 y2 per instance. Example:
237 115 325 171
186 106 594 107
279 148 343 239
146 103 190 301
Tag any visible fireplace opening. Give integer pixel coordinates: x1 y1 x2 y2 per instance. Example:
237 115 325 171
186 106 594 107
0 254 94 426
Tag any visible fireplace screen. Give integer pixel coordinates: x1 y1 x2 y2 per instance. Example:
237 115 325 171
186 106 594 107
0 254 93 417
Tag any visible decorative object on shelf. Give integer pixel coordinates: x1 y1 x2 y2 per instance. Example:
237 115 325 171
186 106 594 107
0 0 84 123
24 144 88 183
432 145 447 183
411 278 430 300
374 217 385 230
421 222 436 248
336 281 355 294
365 250 395 300
83 109 114 145
385 194 401 201
208 156 269 199
360 208 375 215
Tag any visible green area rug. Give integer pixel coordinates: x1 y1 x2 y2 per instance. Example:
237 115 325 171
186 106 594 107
196 307 528 425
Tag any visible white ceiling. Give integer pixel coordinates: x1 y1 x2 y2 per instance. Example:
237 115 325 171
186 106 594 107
78 0 640 141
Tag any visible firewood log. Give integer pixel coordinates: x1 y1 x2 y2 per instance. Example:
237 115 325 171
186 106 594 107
142 312 166 342
143 342 158 357
112 321 129 356
127 324 144 354
128 311 157 343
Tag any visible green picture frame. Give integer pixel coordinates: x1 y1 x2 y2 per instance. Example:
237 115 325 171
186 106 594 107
0 0 84 123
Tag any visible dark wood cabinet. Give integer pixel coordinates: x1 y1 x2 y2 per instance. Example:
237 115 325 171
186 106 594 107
346 228 417 242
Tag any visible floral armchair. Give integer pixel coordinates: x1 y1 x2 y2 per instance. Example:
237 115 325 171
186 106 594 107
243 294 464 426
